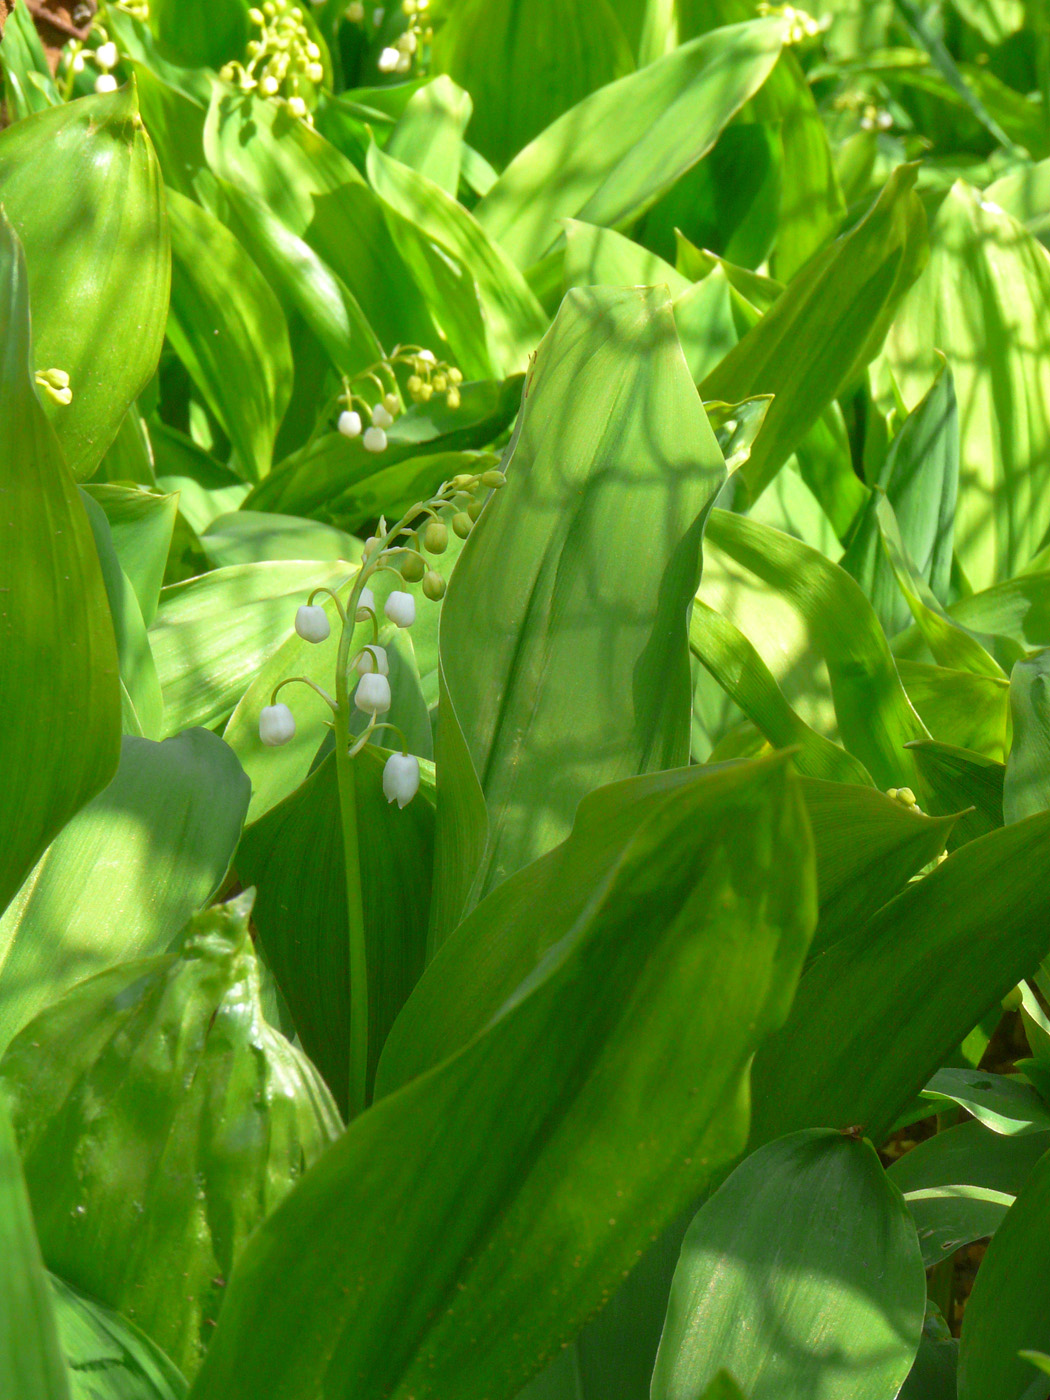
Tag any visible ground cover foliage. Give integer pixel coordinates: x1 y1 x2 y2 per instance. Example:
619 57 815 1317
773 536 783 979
6 0 1050 1395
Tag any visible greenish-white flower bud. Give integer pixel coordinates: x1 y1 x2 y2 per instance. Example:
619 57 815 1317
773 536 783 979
295 604 330 643
481 469 506 489
259 702 296 746
422 570 446 601
95 41 119 69
423 520 448 554
95 73 118 93
371 403 393 429
467 498 483 522
357 586 376 619
399 551 425 583
378 45 400 71
445 386 460 409
363 426 387 453
287 95 308 119
452 511 473 539
382 392 400 416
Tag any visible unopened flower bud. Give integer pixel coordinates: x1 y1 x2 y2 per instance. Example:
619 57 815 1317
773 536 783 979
480 469 506 488
260 73 280 95
378 45 400 71
407 374 423 398
295 604 330 643
418 382 433 401
307 62 324 82
445 386 460 409
384 590 415 627
363 426 387 452
383 751 419 807
422 570 446 601
72 51 86 72
373 4 385 21
357 586 376 619
306 40 321 57
382 392 400 416
259 702 296 746
345 0 364 18
355 644 389 676
399 551 425 583
287 95 308 119
452 511 472 539
467 498 483 521
432 372 447 392
417 348 436 364
448 366 463 384
95 41 119 69
450 473 474 490
338 409 362 438
355 672 391 714
95 73 118 93
249 6 265 21
371 403 393 429
422 520 448 554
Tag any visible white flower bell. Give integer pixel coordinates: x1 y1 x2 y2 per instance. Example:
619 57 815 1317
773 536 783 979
355 672 391 714
338 409 362 438
355 645 389 676
384 591 415 628
357 586 376 620
383 752 420 808
363 426 387 453
295 604 330 643
259 703 296 746
371 403 393 429
95 73 118 93
378 46 400 71
95 41 119 69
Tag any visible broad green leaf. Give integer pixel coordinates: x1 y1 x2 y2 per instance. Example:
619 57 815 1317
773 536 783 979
701 509 930 791
246 378 520 522
841 358 958 636
689 601 874 785
919 1067 1050 1135
52 1275 187 1400
699 165 928 501
0 0 59 120
652 1129 926 1400
431 286 726 945
889 1120 1050 1197
886 182 1050 588
0 1097 71 1400
96 407 157 488
133 62 208 198
81 485 179 626
149 0 249 70
0 893 341 1379
165 189 292 481
238 746 433 1114
200 511 358 569
431 0 634 168
0 730 249 1053
749 808 1050 1147
367 142 548 376
386 76 472 195
949 573 1050 660
958 1147 1050 1400
746 462 842 558
188 754 816 1400
1005 651 1050 824
0 83 170 479
909 741 1005 846
0 212 121 918
150 559 353 734
81 492 164 740
898 661 1010 759
475 19 787 269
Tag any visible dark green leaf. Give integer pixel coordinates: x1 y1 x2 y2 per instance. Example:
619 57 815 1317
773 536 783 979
52 1275 187 1400
909 740 1005 847
149 0 249 70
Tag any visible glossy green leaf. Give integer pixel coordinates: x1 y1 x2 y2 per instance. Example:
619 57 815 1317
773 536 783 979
165 189 292 481
475 19 787 268
0 730 249 1054
886 182 1050 588
431 0 634 168
367 142 548 376
0 893 341 1379
898 661 1010 759
52 1275 187 1400
889 1120 1050 1198
200 511 358 569
700 165 928 501
920 1067 1050 1135
188 753 816 1400
150 0 249 70
237 746 433 1114
81 485 179 627
652 1129 926 1400
386 76 472 196
841 357 958 636
132 62 208 198
431 286 726 945
150 559 353 733
0 1096 71 1400
0 0 58 120
1005 651 1050 824
701 509 930 791
958 1147 1050 1400
0 83 170 478
0 211 121 918
749 808 1050 1147
908 741 1005 847
96 407 157 489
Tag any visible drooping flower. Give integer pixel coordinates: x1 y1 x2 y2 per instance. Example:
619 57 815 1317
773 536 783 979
363 426 387 453
357 586 376 618
383 752 420 808
355 645 389 676
95 41 118 69
295 605 330 644
384 591 415 628
94 73 118 93
259 703 296 746
355 672 392 714
371 403 393 429
378 46 400 71
338 409 362 438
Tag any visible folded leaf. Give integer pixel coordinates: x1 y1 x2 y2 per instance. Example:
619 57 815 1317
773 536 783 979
1004 650 1050 824
52 1274 187 1400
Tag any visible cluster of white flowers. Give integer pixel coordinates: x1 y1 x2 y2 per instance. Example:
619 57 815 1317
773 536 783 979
64 32 121 93
259 464 507 807
860 103 893 133
220 0 324 123
335 348 463 455
34 368 72 407
757 2 824 44
343 0 430 76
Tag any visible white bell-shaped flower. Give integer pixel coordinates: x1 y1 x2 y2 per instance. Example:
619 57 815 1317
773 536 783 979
355 644 389 676
383 752 420 808
363 426 387 453
377 46 400 72
355 672 391 714
94 73 118 93
338 409 362 438
295 604 330 643
384 590 415 628
259 703 296 746
371 403 393 429
95 41 119 69
357 586 376 620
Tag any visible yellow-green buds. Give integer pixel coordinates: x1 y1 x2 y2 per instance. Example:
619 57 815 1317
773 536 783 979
480 469 507 489
34 368 72 407
260 702 296 746
345 0 364 18
287 95 308 119
452 512 473 539
467 498 484 522
448 366 463 384
423 520 448 554
355 672 391 714
422 570 446 601
399 551 426 583
407 374 423 397
383 392 400 416
446 387 461 409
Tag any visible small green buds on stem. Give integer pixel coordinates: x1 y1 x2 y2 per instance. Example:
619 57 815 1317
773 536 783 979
35 367 72 406
422 571 446 601
423 520 448 554
221 0 323 122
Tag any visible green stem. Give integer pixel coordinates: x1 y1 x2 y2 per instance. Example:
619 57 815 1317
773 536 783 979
334 589 370 1120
